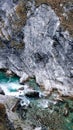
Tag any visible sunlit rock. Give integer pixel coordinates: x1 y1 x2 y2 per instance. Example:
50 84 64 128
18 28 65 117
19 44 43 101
19 73 29 84
0 0 73 97
34 127 42 130
6 70 13 76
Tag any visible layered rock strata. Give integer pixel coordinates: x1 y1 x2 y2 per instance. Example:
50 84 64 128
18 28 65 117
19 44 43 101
0 0 73 96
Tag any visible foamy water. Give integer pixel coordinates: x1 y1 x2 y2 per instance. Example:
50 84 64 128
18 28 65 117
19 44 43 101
0 82 24 97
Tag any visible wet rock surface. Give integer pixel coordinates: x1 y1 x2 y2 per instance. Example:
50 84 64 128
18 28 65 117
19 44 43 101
15 93 73 130
0 71 73 130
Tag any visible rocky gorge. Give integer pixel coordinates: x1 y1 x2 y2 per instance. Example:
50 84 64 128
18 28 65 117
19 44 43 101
0 0 73 130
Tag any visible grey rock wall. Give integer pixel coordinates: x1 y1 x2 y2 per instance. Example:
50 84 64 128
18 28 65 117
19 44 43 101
0 0 73 96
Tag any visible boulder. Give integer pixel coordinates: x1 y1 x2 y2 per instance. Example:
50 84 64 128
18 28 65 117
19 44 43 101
19 73 29 85
0 103 6 117
0 102 15 130
0 87 5 95
0 94 32 130
6 70 14 76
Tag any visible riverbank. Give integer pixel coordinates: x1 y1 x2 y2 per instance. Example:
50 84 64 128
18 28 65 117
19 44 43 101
0 71 73 130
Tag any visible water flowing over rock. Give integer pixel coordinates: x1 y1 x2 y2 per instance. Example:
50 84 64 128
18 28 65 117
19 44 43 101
0 0 73 96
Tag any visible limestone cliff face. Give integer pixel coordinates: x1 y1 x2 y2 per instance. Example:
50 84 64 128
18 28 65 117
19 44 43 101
0 0 73 96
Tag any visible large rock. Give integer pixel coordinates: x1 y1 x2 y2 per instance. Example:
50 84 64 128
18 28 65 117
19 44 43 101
0 102 15 130
19 72 29 84
0 87 5 95
0 94 32 130
0 0 73 96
